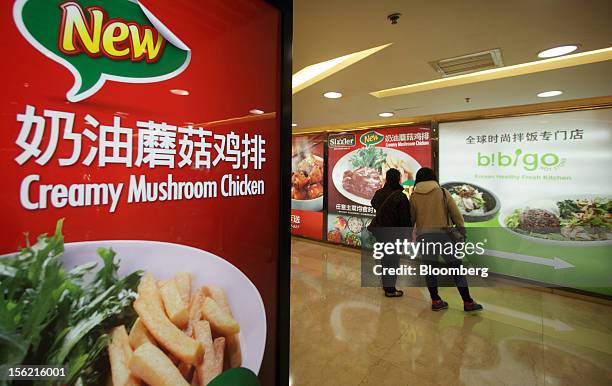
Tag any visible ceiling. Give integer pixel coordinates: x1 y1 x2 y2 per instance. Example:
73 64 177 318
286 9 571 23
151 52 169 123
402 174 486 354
292 0 612 130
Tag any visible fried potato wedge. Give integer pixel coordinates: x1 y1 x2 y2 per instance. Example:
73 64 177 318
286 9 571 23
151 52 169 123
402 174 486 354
129 343 190 386
108 326 139 386
225 334 242 368
203 285 231 315
186 287 207 337
211 338 225 376
203 286 242 367
174 272 192 305
157 279 170 288
160 280 189 329
129 318 156 350
178 362 194 381
194 321 221 386
190 374 200 386
201 297 240 336
134 274 202 364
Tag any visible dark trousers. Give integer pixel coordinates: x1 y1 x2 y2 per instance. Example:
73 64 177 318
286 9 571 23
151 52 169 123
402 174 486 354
382 253 400 292
419 233 473 303
375 230 404 293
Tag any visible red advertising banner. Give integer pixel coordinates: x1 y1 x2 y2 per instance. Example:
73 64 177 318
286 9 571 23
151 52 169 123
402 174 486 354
291 133 325 240
291 210 325 240
0 1 283 385
327 125 432 246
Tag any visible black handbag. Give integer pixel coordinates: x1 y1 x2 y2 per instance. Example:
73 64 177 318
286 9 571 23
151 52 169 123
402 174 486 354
441 187 466 244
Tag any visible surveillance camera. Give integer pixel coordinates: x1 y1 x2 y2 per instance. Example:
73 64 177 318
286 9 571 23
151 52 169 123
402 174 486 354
387 13 401 24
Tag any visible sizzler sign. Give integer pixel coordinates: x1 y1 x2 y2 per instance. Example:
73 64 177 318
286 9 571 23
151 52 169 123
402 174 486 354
14 0 191 102
329 133 356 148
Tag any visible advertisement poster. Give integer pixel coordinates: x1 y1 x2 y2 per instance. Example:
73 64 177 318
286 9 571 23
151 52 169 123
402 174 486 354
439 109 612 295
0 1 282 385
327 126 432 247
291 133 325 240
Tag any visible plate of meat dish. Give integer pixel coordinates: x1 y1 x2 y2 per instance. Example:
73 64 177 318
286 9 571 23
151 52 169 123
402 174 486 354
499 195 612 245
291 154 324 211
332 147 420 206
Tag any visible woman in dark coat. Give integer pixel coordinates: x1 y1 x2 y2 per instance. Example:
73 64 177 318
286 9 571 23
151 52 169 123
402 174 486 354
370 168 411 297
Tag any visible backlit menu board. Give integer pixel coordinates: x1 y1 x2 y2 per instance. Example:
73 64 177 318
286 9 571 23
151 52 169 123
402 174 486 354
439 109 612 295
291 133 326 240
0 1 286 385
326 126 432 247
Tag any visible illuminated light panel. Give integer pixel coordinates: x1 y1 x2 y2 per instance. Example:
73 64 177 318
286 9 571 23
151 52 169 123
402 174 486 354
537 90 563 98
292 123 297 127
170 89 189 96
378 112 394 118
292 43 391 94
538 45 578 58
323 91 342 99
249 109 264 115
371 47 612 98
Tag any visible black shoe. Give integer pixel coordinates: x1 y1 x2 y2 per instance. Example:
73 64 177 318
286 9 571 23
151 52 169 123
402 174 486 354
384 290 404 298
464 302 483 312
431 300 448 311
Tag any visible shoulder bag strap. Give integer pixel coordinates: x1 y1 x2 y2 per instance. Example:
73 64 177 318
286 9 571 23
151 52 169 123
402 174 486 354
440 187 453 227
377 190 401 213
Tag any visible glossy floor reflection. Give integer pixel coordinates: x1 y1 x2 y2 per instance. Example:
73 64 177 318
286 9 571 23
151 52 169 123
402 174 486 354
289 237 612 386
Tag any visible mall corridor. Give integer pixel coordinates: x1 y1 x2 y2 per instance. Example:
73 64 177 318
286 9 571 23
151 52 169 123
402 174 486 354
289 238 612 386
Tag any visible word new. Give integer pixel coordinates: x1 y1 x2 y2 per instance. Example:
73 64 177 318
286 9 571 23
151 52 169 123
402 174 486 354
59 1 165 62
360 131 384 146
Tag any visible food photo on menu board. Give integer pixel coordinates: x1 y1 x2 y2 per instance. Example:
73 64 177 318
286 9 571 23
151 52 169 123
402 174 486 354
0 1 284 385
290 133 326 240
439 109 612 295
327 126 432 247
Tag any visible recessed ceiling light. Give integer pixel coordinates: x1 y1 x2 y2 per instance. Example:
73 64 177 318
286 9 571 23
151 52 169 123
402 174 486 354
292 123 297 127
537 90 563 98
378 112 394 118
170 89 189 96
538 45 578 58
323 91 342 99
249 109 264 115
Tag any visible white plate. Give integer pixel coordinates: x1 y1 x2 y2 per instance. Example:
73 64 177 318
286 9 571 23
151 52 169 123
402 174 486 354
332 147 421 206
291 196 323 211
49 240 266 374
498 195 612 246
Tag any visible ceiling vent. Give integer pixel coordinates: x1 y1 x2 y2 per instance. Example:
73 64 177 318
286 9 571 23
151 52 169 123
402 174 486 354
430 48 504 77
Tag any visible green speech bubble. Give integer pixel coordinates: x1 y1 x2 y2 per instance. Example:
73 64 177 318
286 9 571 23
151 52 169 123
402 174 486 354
14 0 190 102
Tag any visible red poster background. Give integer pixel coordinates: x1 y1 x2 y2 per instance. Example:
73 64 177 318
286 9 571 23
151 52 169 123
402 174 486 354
291 210 324 240
0 1 281 383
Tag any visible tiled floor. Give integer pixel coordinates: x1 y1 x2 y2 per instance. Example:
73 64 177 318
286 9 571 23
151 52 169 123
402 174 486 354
289 237 612 386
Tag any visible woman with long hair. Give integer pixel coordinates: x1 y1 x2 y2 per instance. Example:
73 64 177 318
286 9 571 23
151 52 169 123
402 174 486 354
410 167 483 312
